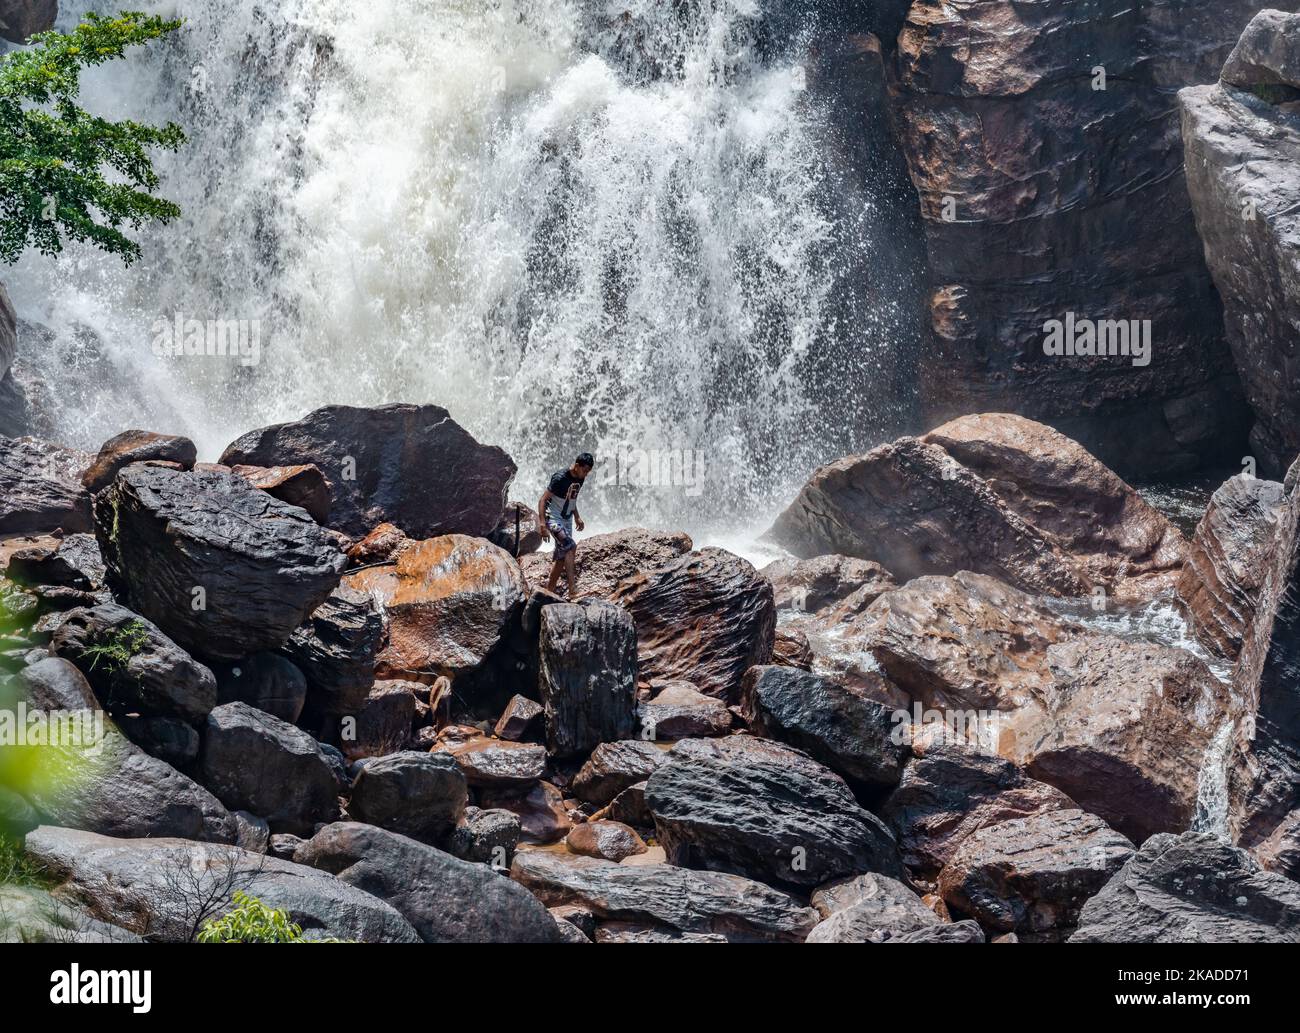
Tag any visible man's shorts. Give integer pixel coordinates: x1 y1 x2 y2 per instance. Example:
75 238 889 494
547 517 577 559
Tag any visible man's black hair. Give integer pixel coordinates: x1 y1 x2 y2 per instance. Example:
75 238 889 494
576 452 595 468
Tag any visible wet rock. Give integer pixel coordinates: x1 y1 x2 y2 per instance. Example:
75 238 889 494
600 782 653 829
50 603 217 725
488 501 543 558
80 430 196 494
25 825 420 943
349 680 419 757
294 822 560 943
937 809 1134 939
639 682 732 740
741 665 908 793
221 403 516 539
93 465 346 663
0 437 92 534
1071 832 1300 943
445 806 521 867
763 554 896 617
212 652 308 725
571 740 666 806
511 849 819 943
1221 8 1300 88
199 702 340 836
805 873 941 943
538 601 638 757
646 736 903 888
1175 474 1288 662
280 584 384 719
346 751 466 845
346 522 411 566
268 833 304 861
477 781 572 845
0 1 57 44
4 533 105 591
612 547 775 702
429 725 547 787
494 693 544 742
520 527 694 599
233 811 270 854
771 627 813 670
230 464 331 525
566 820 647 861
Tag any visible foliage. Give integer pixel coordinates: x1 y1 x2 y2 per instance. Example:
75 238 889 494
83 619 150 675
0 11 186 265
0 835 51 888
198 891 307 944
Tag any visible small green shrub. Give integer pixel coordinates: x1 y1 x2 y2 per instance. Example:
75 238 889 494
0 835 52 889
83 620 150 675
197 891 306 944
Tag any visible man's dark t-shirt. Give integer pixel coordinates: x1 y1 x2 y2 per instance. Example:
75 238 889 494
547 470 583 521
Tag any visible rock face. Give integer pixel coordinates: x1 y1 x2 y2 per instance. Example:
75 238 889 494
50 604 217 726
0 1 57 44
220 404 516 539
769 415 1185 600
0 437 92 534
805 872 943 943
199 703 340 835
1175 474 1288 662
1072 832 1300 943
294 822 560 943
645 736 903 889
510 849 819 943
520 527 694 599
937 809 1134 939
1182 10 1300 476
24 826 420 943
741 665 908 794
17 658 236 843
93 466 346 663
537 602 639 757
889 1 1267 478
345 535 525 687
612 548 776 701
280 584 383 718
80 430 197 493
346 751 467 845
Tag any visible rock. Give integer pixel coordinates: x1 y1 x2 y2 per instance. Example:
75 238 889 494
16 658 236 842
346 522 411 566
889 920 986 944
280 584 384 719
881 743 1075 882
348 680 418 757
611 548 776 702
80 430 196 493
510 849 819 943
429 725 547 787
741 665 908 793
538 601 639 757
93 466 346 663
344 535 525 687
220 403 516 539
4 533 105 591
494 693 544 742
478 780 573 845
645 736 903 888
294 822 560 943
488 501 543 558
550 904 597 938
520 527 694 599
24 826 420 943
0 437 92 534
0 1 57 44
763 554 897 616
571 740 666 806
768 416 1186 600
593 923 729 943
639 682 732 740
49 603 217 725
268 833 304 861
346 751 466 845
233 811 270 854
0 884 144 943
212 652 308 724
199 702 340 836
805 873 941 943
1175 474 1289 662
224 463 330 525
0 371 28 438
554 917 592 942
1221 9 1300 88
771 627 813 670
600 782 653 829
114 714 200 770
566 820 647 861
937 809 1134 939
445 807 521 866
1071 832 1300 943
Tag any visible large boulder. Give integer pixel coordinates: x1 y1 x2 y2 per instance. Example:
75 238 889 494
1072 832 1300 943
570 740 666 806
0 437 92 534
611 547 776 702
741 665 908 794
199 702 340 835
937 809 1135 940
280 584 384 719
346 751 467 845
0 2 56 44
1182 10 1300 477
537 601 639 757
80 430 196 493
24 826 420 943
49 603 217 725
638 681 732 740
805 872 944 943
93 465 346 663
212 652 308 725
645 736 903 889
520 527 694 599
294 822 560 943
220 403 516 539
0 884 143 943
768 415 1185 600
17 658 236 843
510 849 819 943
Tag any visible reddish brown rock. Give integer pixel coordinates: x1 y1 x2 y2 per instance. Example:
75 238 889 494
346 522 412 567
81 430 197 493
571 741 666 806
494 694 544 742
771 627 813 670
429 725 547 788
230 464 331 525
520 526 694 599
488 501 543 558
479 781 573 845
639 682 732 740
762 554 897 617
566 820 647 862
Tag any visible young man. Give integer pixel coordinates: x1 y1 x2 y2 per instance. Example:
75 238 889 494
538 453 594 600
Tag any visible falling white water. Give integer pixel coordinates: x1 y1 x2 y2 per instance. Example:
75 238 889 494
5 0 914 535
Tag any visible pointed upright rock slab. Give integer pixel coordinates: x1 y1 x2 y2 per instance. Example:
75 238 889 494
645 736 903 889
220 403 516 539
93 465 346 663
0 437 92 535
280 584 384 718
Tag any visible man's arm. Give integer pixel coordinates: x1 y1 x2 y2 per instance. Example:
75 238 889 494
537 491 552 540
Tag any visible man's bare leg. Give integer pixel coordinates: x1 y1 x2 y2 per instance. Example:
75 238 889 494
547 557 563 594
564 549 578 600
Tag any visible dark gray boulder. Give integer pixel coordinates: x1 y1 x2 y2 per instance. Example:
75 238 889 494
280 584 384 718
212 652 309 724
346 751 466 845
805 872 942 943
571 740 666 806
445 806 522 866
4 533 106 591
0 437 92 534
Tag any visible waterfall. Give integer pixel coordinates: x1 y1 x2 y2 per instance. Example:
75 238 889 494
6 0 915 537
